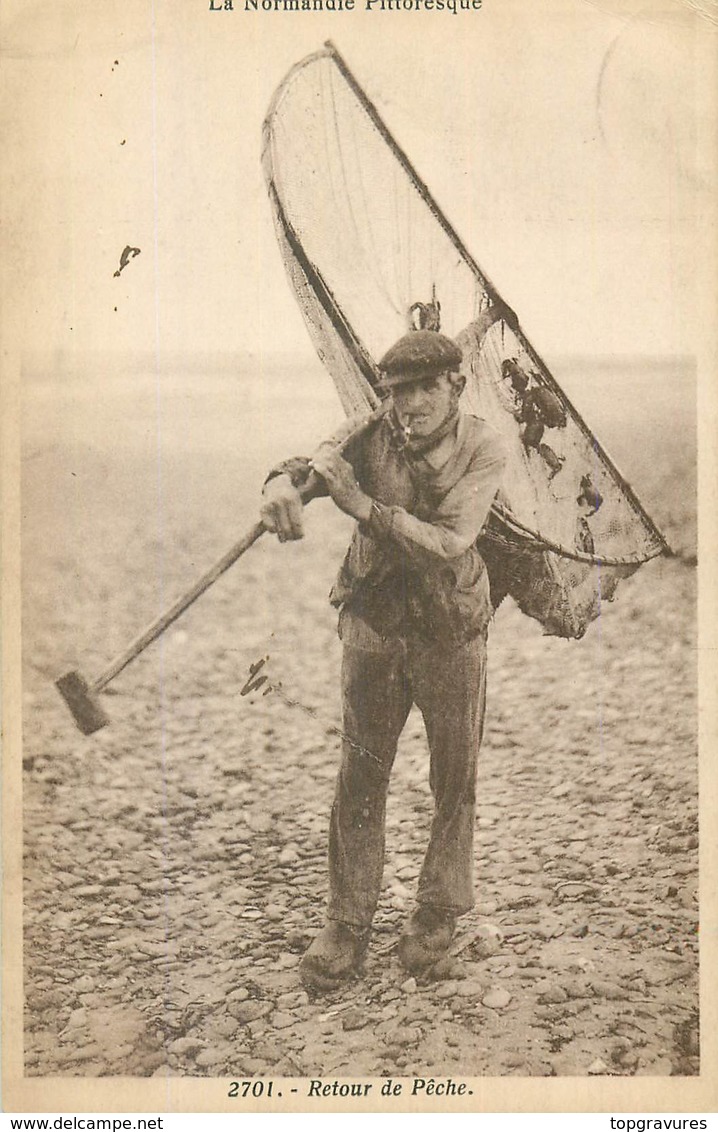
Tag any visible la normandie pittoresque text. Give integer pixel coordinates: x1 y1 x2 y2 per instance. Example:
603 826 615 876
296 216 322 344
209 0 483 13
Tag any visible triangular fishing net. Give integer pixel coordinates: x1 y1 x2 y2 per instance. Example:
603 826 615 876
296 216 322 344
262 44 668 639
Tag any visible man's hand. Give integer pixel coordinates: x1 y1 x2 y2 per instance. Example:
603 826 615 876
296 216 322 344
261 474 305 542
310 448 372 522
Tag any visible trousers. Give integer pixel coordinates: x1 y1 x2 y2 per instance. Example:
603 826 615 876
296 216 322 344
327 632 487 928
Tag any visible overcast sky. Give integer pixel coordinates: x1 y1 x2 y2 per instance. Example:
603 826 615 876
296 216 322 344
2 0 715 367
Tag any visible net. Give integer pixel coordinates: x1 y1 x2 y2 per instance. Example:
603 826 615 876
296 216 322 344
262 45 668 639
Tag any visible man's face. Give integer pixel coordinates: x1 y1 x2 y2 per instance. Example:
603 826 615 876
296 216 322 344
391 372 456 437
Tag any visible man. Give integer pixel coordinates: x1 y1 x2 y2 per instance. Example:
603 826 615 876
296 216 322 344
261 309 509 990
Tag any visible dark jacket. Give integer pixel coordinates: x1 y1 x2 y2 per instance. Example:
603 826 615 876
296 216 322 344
270 410 507 648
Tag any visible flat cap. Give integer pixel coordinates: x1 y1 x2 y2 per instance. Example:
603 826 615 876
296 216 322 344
378 330 463 388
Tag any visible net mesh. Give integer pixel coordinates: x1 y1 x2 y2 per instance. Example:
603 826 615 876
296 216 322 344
263 47 667 638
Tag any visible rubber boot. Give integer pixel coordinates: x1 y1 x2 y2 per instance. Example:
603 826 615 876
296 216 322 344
397 906 456 974
299 921 370 991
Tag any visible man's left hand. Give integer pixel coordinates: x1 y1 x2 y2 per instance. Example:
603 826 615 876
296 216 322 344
311 447 372 522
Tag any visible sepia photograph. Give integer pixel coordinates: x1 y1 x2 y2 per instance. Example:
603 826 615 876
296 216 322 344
2 0 716 1114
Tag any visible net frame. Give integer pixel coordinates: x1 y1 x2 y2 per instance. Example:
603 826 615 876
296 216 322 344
262 43 670 637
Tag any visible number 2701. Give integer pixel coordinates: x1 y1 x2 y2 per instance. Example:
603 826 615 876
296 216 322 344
228 1080 275 1098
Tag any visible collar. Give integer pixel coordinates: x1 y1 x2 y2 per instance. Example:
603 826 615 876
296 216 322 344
388 405 461 457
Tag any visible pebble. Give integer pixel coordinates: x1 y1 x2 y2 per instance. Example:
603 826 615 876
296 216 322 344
662 963 693 985
140 879 169 894
590 980 624 1001
380 1004 399 1021
472 939 501 960
516 856 542 874
229 1001 271 1024
620 1052 640 1070
476 900 498 916
247 1019 269 1042
477 922 504 942
277 991 309 1010
151 1064 175 1078
636 1057 674 1077
138 1051 168 1074
242 1057 272 1074
196 1048 230 1068
537 985 568 1004
385 1026 422 1048
503 1052 525 1068
342 1008 369 1032
228 886 255 904
168 1037 204 1056
550 783 572 798
138 941 173 957
610 1040 631 1064
396 864 418 880
270 1011 295 1029
226 987 250 1003
536 922 561 941
587 1058 611 1075
482 988 512 1010
563 978 591 999
570 955 593 973
400 978 418 994
453 979 485 999
318 1016 340 1033
501 890 541 910
286 929 312 952
62 1008 87 1032
245 812 272 834
556 882 592 901
434 981 459 999
551 1054 582 1076
211 1016 239 1039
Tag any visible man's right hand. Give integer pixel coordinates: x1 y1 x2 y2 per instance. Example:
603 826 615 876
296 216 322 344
261 474 305 542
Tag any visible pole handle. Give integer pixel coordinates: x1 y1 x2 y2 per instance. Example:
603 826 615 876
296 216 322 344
93 520 267 692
